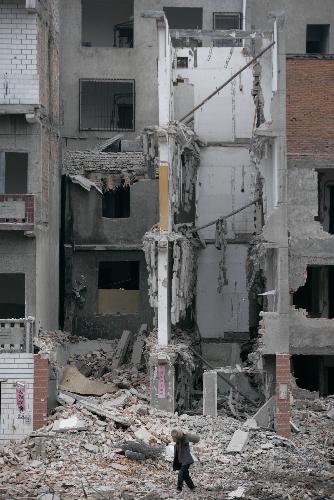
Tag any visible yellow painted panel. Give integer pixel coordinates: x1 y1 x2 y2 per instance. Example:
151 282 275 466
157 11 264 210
97 289 139 314
159 162 169 231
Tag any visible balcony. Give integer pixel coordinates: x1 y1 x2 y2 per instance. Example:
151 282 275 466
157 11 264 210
0 194 35 230
0 317 34 353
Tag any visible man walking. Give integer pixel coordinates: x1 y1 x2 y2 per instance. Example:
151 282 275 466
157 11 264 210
171 428 200 493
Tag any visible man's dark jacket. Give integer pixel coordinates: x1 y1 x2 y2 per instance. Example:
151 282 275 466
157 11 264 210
173 433 200 471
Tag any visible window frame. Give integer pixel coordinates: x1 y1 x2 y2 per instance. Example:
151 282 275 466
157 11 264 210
79 78 135 132
213 12 242 31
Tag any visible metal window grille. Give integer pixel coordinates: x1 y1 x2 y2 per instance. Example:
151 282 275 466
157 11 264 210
79 79 135 131
213 13 242 47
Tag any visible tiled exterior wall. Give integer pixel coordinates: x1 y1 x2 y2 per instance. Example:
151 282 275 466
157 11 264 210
0 353 34 442
33 354 48 430
0 0 39 105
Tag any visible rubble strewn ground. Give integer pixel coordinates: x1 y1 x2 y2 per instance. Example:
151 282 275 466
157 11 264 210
1 350 333 500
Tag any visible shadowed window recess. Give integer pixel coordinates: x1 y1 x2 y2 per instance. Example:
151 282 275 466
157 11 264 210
306 24 329 54
317 170 334 235
97 261 139 314
293 266 334 319
163 7 202 29
0 152 28 194
82 0 134 48
80 79 135 131
102 183 130 219
0 274 25 318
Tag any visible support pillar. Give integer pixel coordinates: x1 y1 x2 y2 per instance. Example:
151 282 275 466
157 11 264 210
150 351 175 413
157 239 170 346
203 370 217 417
275 353 291 438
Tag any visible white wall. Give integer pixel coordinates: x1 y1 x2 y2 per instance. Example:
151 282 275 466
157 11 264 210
174 47 255 141
196 244 249 337
0 353 34 442
196 146 258 238
0 0 39 105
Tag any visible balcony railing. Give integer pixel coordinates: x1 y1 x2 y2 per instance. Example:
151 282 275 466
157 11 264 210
0 317 34 353
0 194 35 230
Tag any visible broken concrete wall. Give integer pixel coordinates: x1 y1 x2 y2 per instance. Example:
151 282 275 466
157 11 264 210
290 308 334 355
67 180 159 246
143 231 197 325
174 48 255 141
173 44 273 364
284 58 334 356
64 250 152 339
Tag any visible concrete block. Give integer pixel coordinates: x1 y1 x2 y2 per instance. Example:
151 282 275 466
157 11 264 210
131 324 147 367
52 415 87 432
57 392 75 406
326 408 334 419
252 396 275 429
134 427 154 444
203 371 217 417
226 429 249 453
112 330 133 369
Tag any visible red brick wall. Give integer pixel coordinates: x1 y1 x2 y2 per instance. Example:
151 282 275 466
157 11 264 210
287 58 334 159
33 355 49 431
275 354 291 438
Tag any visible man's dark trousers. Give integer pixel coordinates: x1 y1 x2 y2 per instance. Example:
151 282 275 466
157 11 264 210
177 464 195 491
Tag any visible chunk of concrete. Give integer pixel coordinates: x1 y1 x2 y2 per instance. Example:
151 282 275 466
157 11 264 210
134 427 155 444
203 371 217 417
326 408 334 419
228 486 245 498
243 418 258 430
57 392 76 406
251 396 275 429
52 415 88 432
131 325 147 367
77 400 132 428
59 365 117 396
103 391 131 409
112 330 133 368
82 443 98 453
226 430 249 453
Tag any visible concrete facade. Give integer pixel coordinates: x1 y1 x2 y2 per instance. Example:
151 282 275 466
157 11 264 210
2 0 334 440
0 0 60 441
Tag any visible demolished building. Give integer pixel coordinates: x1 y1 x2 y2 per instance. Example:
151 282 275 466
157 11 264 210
0 0 334 448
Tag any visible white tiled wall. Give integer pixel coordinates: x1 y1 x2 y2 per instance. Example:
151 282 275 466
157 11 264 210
0 353 34 442
0 0 39 105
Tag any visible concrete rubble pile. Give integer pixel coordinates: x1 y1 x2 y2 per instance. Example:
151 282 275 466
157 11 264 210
0 358 333 500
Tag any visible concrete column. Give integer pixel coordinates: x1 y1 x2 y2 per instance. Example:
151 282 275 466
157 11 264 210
150 352 175 413
203 370 218 417
275 353 291 438
157 238 171 346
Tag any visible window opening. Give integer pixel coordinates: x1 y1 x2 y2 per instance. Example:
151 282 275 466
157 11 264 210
177 57 189 68
317 170 334 234
213 13 242 47
0 153 28 194
80 79 135 131
293 265 334 319
97 261 139 314
102 183 130 218
82 0 134 48
292 355 320 392
0 274 25 318
306 25 329 54
163 7 203 29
